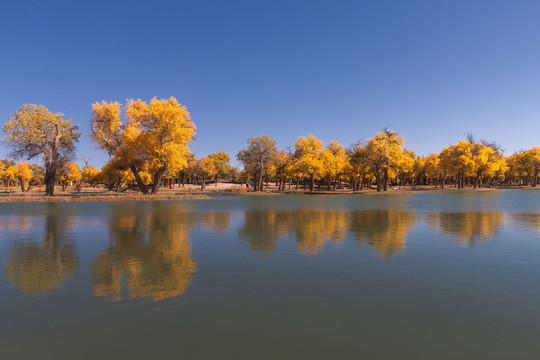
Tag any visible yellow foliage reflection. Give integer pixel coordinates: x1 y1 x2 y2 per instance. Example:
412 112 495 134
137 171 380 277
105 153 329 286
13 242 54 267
349 209 416 256
291 209 349 255
239 209 350 255
4 207 79 296
428 212 505 245
239 209 289 255
198 211 231 232
93 203 197 302
240 208 412 256
510 213 540 233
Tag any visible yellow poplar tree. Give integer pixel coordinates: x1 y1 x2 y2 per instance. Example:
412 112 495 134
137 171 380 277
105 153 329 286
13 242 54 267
196 157 216 190
16 162 33 192
365 129 406 191
348 144 371 191
81 166 102 186
293 134 324 192
126 97 196 194
522 147 540 187
439 141 473 189
91 97 196 194
320 141 348 190
58 163 81 191
208 152 231 182
3 104 80 196
4 165 18 187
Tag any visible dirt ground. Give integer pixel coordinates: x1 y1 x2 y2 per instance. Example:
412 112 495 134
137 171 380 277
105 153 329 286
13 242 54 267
0 182 533 203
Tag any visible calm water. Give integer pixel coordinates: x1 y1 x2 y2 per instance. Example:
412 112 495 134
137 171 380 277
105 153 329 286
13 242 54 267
1 191 539 359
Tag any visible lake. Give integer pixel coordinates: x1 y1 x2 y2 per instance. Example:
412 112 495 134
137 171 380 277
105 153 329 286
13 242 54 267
1 191 539 359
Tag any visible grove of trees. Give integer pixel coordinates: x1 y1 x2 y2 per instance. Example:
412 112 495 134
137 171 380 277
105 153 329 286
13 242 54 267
2 100 539 195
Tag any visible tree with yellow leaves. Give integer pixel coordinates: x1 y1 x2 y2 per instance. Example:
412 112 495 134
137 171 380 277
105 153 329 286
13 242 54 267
393 148 416 187
364 129 406 191
16 162 33 192
269 149 293 191
293 134 324 192
348 144 371 191
439 141 473 189
507 147 540 187
126 97 196 193
195 157 216 191
414 154 445 187
81 166 102 187
522 147 540 187
91 97 196 194
3 104 80 196
320 141 348 190
3 165 18 188
439 136 507 188
58 163 81 191
208 152 231 183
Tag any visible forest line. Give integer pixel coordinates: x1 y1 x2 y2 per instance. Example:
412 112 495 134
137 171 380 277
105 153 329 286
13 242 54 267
1 97 539 196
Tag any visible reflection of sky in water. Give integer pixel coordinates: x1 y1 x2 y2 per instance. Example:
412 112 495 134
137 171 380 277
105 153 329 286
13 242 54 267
1 191 538 302
0 192 540 359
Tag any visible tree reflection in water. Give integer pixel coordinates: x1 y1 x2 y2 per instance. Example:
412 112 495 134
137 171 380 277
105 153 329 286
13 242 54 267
510 213 540 234
198 211 231 232
427 212 505 246
4 204 79 296
93 203 197 302
349 209 416 256
239 208 416 256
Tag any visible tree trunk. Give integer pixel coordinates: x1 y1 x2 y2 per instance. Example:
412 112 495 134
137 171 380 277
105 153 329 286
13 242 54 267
383 169 388 191
44 166 56 196
130 165 149 194
151 171 163 194
19 178 25 192
310 174 314 192
258 159 264 192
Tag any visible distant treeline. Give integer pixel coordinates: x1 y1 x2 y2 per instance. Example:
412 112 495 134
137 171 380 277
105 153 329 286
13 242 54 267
2 99 539 195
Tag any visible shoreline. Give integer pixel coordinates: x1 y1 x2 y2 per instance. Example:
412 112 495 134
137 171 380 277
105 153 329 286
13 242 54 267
0 185 537 203
0 193 210 203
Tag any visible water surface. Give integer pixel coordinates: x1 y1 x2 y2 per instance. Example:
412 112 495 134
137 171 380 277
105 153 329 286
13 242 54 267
1 191 539 359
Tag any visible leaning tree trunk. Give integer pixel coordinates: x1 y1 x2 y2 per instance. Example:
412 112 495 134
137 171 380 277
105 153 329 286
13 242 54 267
151 168 166 194
201 177 206 191
129 165 149 195
19 179 25 192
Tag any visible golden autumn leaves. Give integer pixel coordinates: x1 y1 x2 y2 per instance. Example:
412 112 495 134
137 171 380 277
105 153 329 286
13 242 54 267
239 130 539 192
3 97 540 194
91 97 196 194
6 204 527 300
2 104 80 195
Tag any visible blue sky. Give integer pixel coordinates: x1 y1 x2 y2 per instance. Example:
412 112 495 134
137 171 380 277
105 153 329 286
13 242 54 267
1 0 539 168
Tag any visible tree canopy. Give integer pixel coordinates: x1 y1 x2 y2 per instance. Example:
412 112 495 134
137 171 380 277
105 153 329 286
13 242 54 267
3 104 80 195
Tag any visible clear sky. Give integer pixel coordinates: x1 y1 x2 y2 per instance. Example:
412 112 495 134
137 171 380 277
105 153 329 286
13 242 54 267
1 0 539 168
